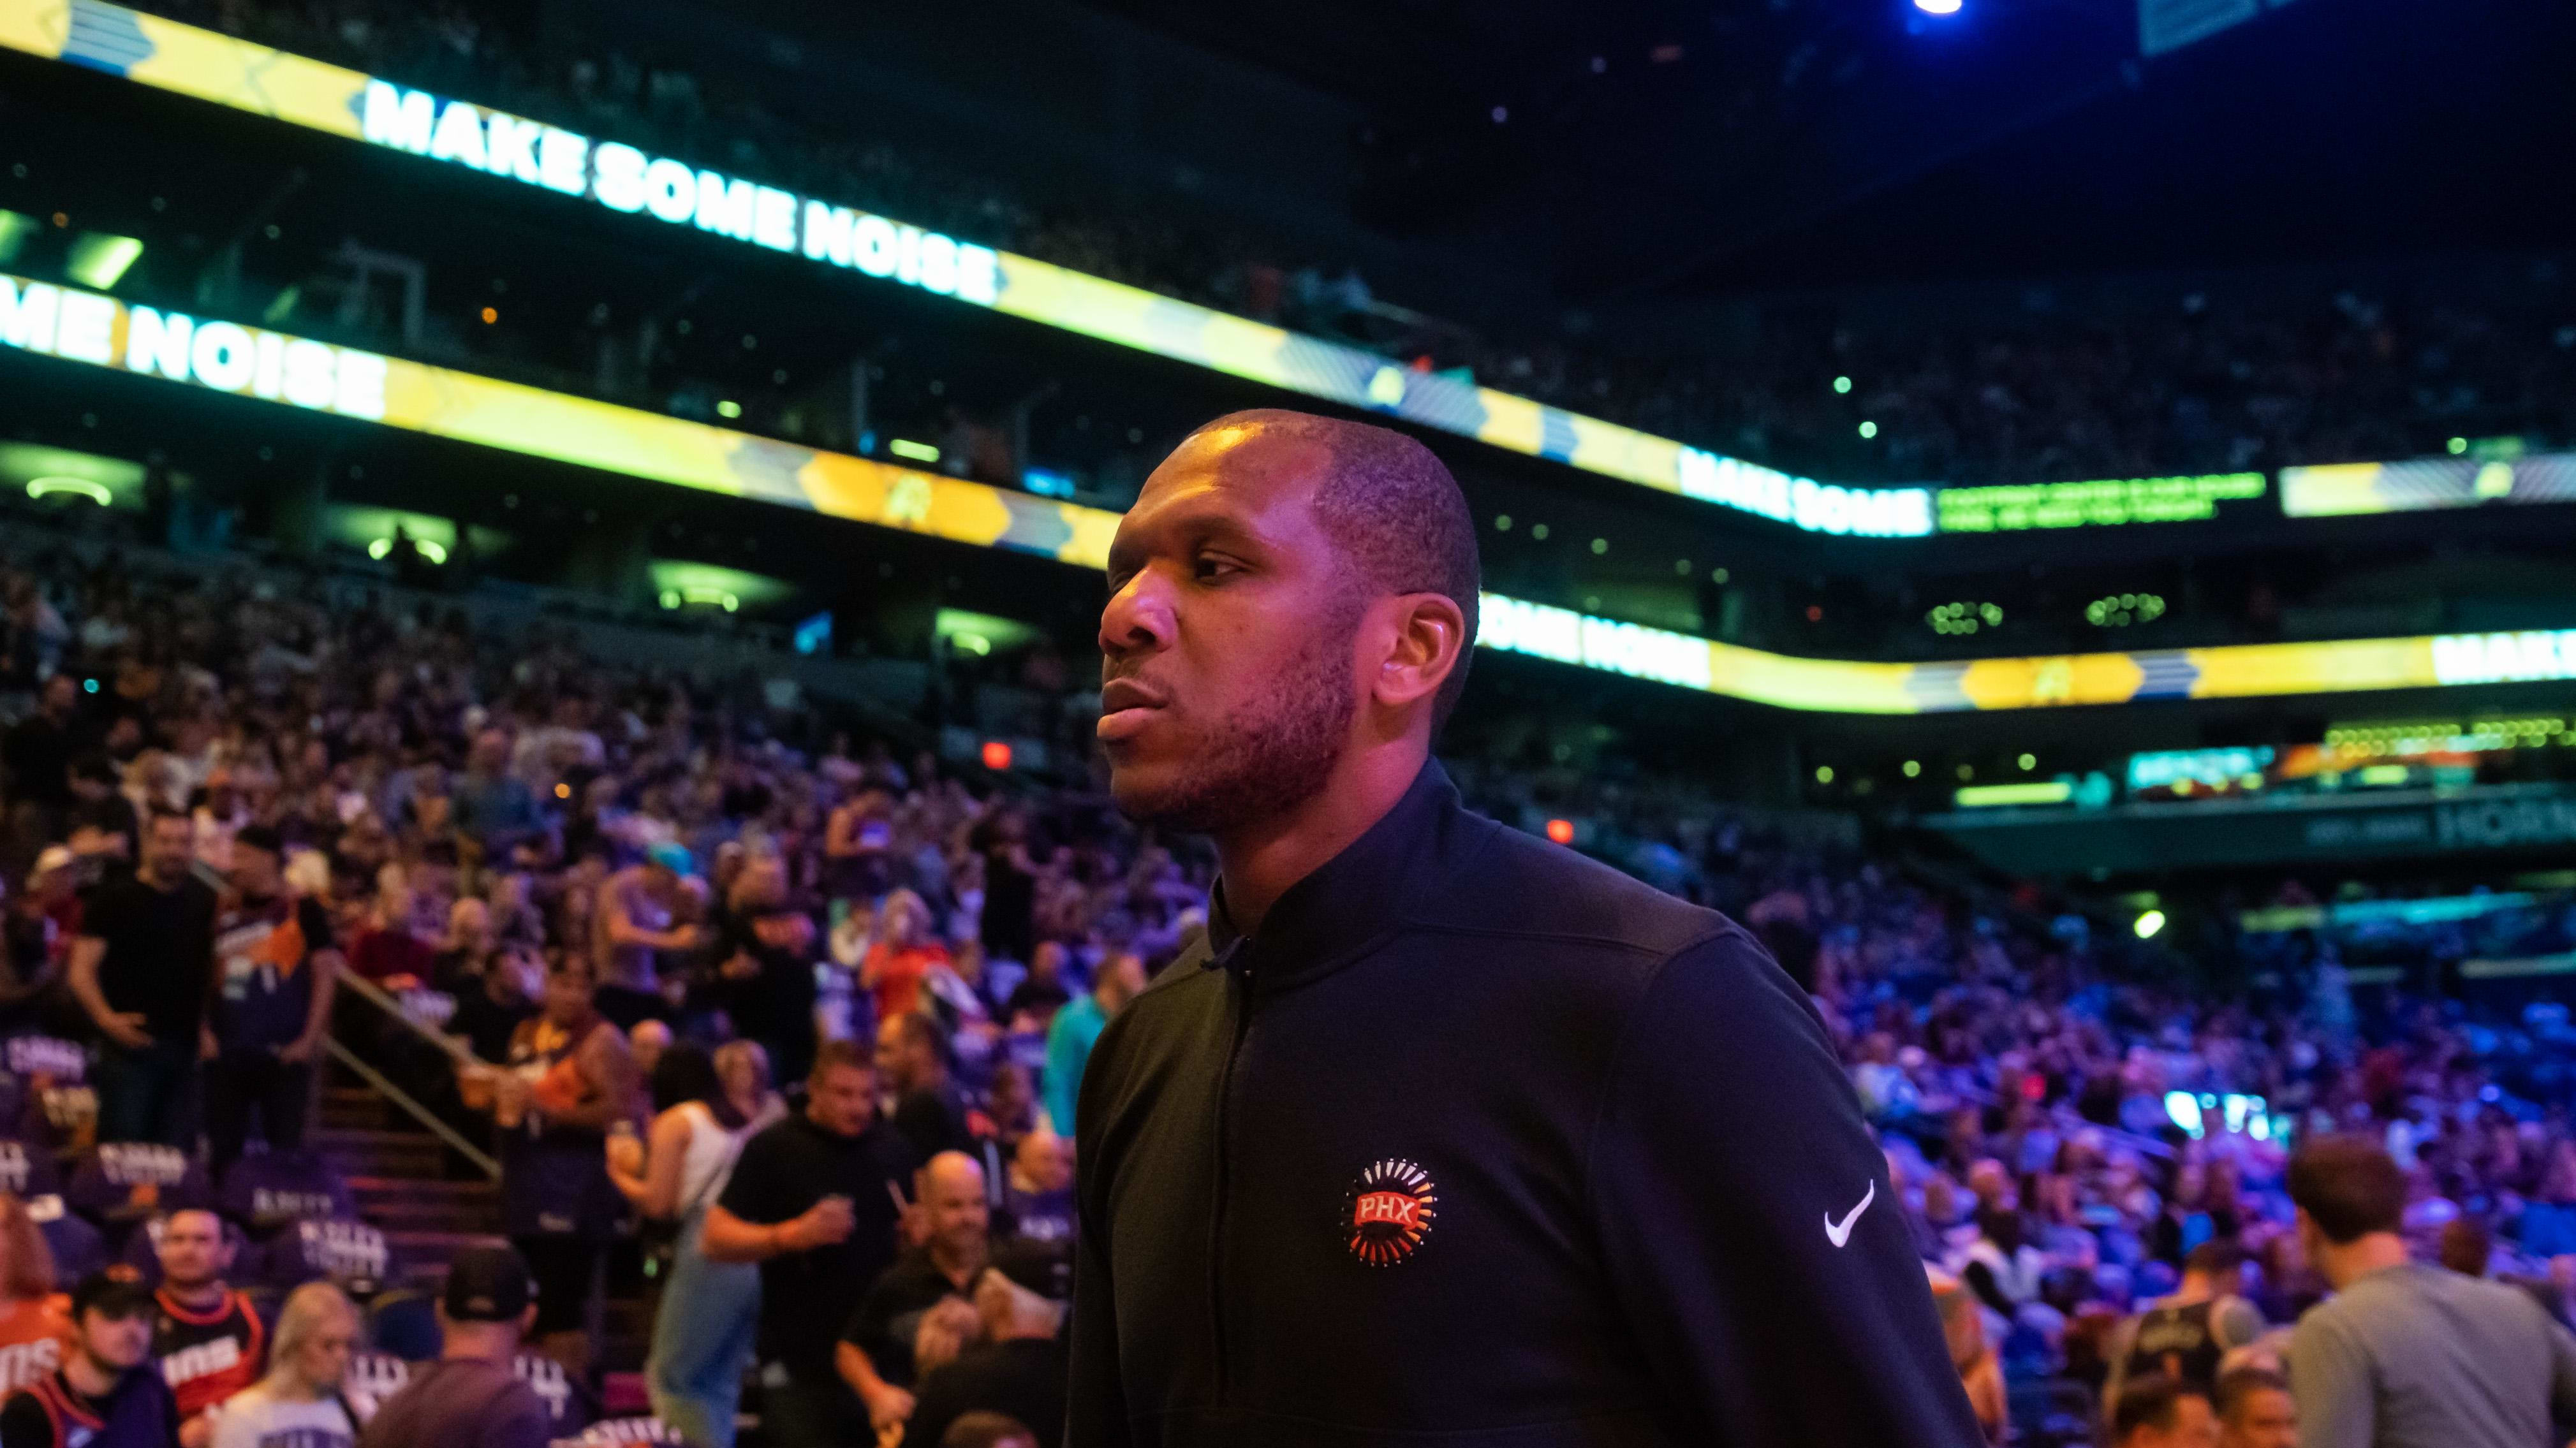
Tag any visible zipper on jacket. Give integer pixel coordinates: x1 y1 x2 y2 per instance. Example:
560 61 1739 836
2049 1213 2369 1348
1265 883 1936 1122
1207 951 1254 1403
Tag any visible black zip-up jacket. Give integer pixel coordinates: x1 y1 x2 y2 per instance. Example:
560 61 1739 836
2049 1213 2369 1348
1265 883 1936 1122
1068 761 1983 1447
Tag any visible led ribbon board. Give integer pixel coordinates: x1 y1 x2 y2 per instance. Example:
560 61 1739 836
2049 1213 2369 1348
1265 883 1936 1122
2281 455 2576 517
4 270 2551 715
0 274 1118 566
1935 473 2264 532
0 0 1954 535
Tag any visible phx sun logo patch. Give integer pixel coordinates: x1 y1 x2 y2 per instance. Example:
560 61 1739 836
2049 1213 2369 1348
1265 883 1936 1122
1343 1159 1437 1267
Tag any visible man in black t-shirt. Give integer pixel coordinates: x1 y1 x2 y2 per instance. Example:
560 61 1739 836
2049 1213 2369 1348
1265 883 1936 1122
69 813 219 1148
839 1152 990 1414
973 810 1038 970
877 1013 976 1166
702 1039 916 1448
904 1237 1071 1448
709 854 817 1087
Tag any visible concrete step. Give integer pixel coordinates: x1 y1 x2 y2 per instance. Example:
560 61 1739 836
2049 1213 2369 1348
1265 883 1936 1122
314 1127 446 1178
383 1227 496 1258
320 1088 390 1130
352 1197 503 1233
346 1175 497 1201
350 1182 499 1227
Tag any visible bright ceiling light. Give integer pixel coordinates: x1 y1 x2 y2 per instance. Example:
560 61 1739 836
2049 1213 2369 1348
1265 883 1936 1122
26 477 112 506
1916 0 1962 13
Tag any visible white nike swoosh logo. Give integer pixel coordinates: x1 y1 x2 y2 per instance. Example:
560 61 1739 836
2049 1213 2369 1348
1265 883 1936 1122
1824 1181 1876 1248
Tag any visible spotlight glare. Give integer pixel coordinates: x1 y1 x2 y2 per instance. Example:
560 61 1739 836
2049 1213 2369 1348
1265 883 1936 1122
2134 909 2167 940
1915 0 1962 13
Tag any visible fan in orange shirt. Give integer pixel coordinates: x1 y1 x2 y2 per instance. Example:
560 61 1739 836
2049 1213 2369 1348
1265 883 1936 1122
858 890 949 1025
0 1194 72 1397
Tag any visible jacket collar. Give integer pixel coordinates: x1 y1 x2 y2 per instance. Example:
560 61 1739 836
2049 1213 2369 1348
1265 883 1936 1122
1204 757 1467 993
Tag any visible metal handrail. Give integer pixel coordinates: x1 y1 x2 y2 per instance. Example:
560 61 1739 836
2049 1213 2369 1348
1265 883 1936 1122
329 970 501 1180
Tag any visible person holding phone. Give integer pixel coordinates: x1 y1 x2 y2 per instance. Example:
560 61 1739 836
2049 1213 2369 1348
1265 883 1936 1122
700 1040 916 1448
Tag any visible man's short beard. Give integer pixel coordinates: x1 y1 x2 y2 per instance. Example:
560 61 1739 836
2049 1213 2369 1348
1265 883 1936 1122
1115 605 1358 836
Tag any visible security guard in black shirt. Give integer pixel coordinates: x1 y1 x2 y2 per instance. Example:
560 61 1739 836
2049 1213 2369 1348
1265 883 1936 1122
1070 409 1981 1447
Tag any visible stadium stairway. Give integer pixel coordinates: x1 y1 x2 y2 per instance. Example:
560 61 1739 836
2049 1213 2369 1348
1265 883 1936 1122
316 1076 656 1407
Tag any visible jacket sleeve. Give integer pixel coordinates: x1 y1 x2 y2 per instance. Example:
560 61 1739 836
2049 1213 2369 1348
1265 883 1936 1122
1586 931 1986 1447
1064 1009 1133 1448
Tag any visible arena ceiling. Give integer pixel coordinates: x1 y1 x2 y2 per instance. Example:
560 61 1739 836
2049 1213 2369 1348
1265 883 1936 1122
1081 0 2576 300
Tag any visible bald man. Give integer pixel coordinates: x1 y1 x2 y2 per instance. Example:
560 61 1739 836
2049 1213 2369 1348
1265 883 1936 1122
1070 410 1980 1446
837 1152 990 1431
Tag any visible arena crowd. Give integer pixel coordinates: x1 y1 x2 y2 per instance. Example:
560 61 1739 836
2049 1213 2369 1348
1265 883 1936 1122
0 527 2556 1445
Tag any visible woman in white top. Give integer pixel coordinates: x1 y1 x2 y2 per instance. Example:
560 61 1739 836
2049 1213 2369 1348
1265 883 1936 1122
610 1042 766 1448
207 1282 359 1448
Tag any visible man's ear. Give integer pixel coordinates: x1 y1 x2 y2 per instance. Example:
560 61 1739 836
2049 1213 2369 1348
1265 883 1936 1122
1368 593 1468 712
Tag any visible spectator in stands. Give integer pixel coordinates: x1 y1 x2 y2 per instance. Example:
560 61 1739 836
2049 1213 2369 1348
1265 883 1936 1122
1040 951 1140 1135
353 1245 548 1448
904 1236 1070 1448
450 728 543 861
475 958 638 1380
607 1044 759 1448
150 1209 263 1446
591 843 701 1030
1958 1204 2049 1327
702 1039 915 1448
839 1151 990 1420
203 1282 357 1448
0 857 64 1037
859 891 945 1027
628 1020 672 1090
878 1013 975 1164
2438 1217 2495 1277
707 851 817 1086
428 898 497 990
1001 941 1070 1032
2109 1373 2218 1448
68 754 133 866
0 1197 68 1398
512 696 605 800
338 872 430 990
2211 1366 2295 1448
2286 1135 2576 1447
69 811 218 1148
1932 1273 2006 1446
823 787 895 908
0 1271 176 1448
2102 1241 2267 1415
448 942 539 1065
204 825 339 1179
997 1130 1073 1245
982 1062 1038 1160
188 773 249 876
973 808 1038 972
712 1040 784 1132
3 676 84 874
